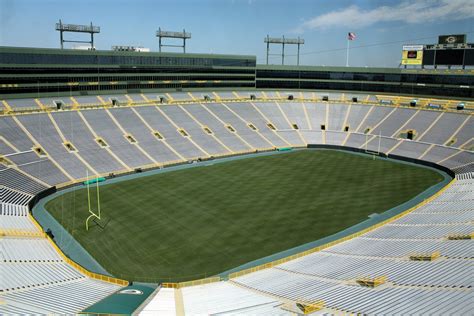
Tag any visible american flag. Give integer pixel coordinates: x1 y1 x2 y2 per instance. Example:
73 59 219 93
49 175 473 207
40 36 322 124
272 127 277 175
348 32 356 40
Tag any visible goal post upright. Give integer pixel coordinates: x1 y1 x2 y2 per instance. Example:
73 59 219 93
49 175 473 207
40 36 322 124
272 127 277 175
87 169 91 213
378 130 382 158
96 174 101 219
365 130 382 160
85 169 102 231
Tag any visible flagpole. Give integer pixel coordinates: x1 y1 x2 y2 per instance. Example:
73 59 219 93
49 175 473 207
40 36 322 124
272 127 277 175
346 38 350 67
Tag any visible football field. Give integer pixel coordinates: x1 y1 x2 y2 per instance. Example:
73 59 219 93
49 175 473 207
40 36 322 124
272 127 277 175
45 150 444 282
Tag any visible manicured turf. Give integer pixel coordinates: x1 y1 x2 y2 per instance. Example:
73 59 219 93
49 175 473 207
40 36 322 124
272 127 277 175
45 150 444 282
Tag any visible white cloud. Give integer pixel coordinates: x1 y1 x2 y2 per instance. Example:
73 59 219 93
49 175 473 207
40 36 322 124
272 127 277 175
298 0 474 30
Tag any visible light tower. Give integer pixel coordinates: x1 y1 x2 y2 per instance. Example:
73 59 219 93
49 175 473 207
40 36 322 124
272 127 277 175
55 19 100 49
265 35 305 65
156 28 192 53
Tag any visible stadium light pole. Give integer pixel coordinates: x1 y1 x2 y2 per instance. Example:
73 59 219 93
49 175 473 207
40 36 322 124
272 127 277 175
264 36 304 65
297 37 301 66
156 28 192 53
266 35 270 64
282 36 285 65
55 20 101 49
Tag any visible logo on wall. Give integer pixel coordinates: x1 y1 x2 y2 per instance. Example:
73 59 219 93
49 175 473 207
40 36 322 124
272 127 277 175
118 289 143 295
445 36 457 44
438 34 466 45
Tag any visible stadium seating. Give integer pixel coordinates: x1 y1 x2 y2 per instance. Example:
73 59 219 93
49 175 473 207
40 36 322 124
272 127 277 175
73 96 103 106
38 97 74 109
0 91 472 314
138 287 177 316
1 94 472 190
0 279 121 315
180 281 287 315
184 104 252 152
202 102 272 149
52 110 125 174
0 167 48 194
135 106 208 159
0 216 121 314
227 102 290 147
161 105 230 156
4 98 41 111
108 107 182 162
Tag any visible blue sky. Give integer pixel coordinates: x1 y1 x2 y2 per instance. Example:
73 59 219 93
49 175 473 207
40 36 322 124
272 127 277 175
1 0 473 67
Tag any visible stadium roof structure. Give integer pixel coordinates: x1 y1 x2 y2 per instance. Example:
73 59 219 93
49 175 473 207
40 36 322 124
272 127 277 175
3 45 474 76
256 63 474 75
0 45 256 62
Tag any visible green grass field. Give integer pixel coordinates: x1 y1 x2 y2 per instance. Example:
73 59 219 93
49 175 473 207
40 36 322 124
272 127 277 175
45 150 444 282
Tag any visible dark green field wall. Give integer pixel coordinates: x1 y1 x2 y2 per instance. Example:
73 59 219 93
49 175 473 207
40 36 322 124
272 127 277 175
33 149 451 282
307 144 456 178
1 46 473 99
